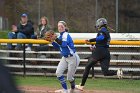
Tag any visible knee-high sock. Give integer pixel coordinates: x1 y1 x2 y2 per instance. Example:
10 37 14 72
70 80 75 89
58 76 67 90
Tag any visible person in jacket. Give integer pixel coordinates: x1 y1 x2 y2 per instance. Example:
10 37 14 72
7 13 34 50
36 16 50 39
32 16 51 51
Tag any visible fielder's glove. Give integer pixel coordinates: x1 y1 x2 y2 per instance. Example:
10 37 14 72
44 30 57 42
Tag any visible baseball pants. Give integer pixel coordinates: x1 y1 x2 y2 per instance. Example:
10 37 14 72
81 47 117 86
56 53 80 81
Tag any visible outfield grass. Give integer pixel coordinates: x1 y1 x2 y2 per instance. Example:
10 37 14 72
0 30 9 39
15 76 140 93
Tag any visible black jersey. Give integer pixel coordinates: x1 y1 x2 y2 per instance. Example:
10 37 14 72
89 27 111 48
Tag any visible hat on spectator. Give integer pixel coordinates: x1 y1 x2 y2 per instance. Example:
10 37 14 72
21 13 28 17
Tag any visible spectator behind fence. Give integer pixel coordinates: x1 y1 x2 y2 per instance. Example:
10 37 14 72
36 16 50 39
7 25 18 50
32 16 51 51
7 13 34 50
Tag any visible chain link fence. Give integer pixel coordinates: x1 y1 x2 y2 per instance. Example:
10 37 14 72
0 0 140 33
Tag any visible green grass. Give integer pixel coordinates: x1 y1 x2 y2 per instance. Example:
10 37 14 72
15 76 60 88
0 30 9 39
85 78 140 92
15 76 140 93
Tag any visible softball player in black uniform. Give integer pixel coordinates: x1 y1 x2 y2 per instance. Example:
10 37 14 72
76 18 119 91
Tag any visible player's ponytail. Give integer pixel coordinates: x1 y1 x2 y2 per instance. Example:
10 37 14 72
100 25 115 32
107 26 115 32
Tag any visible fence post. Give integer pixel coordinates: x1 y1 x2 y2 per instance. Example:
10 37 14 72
23 44 26 77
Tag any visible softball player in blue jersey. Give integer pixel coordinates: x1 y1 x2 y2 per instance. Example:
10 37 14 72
51 21 80 93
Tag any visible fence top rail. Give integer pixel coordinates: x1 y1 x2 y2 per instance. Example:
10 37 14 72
0 39 140 45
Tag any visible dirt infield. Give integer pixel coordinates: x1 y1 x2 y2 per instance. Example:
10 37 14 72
19 86 127 93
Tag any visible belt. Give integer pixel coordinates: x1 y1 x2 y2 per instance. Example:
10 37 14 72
64 54 73 58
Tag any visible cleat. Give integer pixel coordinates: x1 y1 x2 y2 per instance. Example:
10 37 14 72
75 85 84 91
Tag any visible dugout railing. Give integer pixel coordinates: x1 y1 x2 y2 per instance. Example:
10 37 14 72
0 44 140 78
0 33 140 78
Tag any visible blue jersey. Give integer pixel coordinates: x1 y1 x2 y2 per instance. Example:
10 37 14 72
89 27 111 48
95 27 111 48
52 31 76 57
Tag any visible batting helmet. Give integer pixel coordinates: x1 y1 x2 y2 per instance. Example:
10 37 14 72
95 18 107 28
